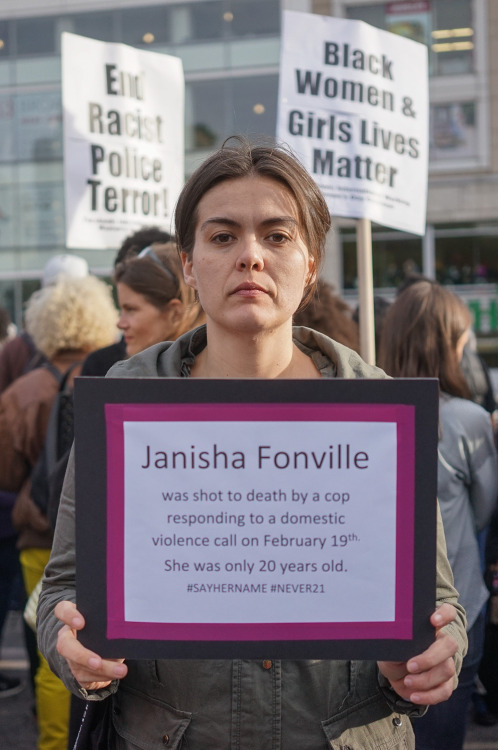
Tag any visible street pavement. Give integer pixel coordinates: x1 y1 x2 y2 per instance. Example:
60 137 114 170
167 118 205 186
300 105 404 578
0 609 497 749
0 611 37 749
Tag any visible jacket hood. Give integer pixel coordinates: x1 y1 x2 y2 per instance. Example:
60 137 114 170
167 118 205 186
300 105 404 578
106 324 387 381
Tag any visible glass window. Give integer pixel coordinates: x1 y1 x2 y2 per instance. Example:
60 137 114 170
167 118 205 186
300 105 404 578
430 101 477 163
385 1 432 47
435 229 498 286
189 1 225 41
177 42 225 73
434 0 472 34
22 279 42 306
16 17 56 56
15 91 63 162
70 12 115 43
186 74 278 152
0 96 15 162
186 79 228 151
342 231 422 290
17 182 65 248
121 6 171 47
0 280 17 322
0 22 11 57
232 75 278 137
0 91 63 164
0 183 15 247
345 1 475 76
432 0 473 75
345 4 386 29
228 0 280 37
14 57 61 86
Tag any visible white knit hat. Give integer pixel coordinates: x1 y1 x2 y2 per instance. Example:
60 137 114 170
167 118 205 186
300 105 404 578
42 254 89 287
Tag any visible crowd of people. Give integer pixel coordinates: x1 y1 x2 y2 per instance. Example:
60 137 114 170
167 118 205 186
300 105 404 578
0 137 496 750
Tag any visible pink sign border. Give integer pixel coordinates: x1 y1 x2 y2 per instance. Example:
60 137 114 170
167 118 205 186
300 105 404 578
105 402 415 642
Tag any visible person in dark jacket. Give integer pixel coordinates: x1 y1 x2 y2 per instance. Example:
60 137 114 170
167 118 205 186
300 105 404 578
0 306 25 698
81 226 171 377
0 276 117 750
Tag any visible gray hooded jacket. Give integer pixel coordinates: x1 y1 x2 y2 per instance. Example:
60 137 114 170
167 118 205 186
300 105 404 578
38 326 467 750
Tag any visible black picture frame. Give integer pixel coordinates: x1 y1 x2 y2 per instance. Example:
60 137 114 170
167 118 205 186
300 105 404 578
74 376 439 660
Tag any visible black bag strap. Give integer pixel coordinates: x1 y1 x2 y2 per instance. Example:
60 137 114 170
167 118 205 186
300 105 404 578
42 361 64 385
43 361 82 477
42 361 82 391
58 361 82 393
21 332 48 374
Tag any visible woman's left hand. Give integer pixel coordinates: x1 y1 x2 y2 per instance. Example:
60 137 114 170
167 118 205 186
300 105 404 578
377 603 459 705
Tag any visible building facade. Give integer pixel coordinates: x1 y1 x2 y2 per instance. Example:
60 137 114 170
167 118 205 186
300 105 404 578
0 0 496 356
323 0 498 362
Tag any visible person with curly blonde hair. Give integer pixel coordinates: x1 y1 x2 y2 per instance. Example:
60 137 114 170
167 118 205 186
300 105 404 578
0 274 117 750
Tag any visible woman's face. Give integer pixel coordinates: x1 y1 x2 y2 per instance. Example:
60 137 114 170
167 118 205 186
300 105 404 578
182 175 314 338
117 283 181 357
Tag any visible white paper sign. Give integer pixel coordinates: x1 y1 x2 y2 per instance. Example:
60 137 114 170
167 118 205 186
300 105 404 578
62 32 184 250
122 419 397 625
277 11 429 235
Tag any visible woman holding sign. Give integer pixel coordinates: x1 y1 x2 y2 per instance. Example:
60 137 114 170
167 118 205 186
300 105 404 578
38 138 466 749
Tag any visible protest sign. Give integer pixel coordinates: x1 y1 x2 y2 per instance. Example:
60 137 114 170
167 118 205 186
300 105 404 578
62 32 184 250
277 11 429 236
75 377 438 660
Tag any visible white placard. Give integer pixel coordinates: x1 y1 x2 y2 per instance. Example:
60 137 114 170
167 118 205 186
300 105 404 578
62 32 184 250
277 11 429 235
123 419 397 625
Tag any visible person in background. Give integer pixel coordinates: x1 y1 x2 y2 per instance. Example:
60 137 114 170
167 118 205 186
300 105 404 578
394 274 498 727
478 504 498 717
460 328 497 418
0 276 117 750
352 294 391 357
396 274 496 419
67 241 203 747
0 305 23 698
0 254 89 393
0 307 16 345
0 257 89 700
378 280 498 750
114 226 171 267
293 279 360 352
81 226 171 376
114 241 205 359
38 137 465 750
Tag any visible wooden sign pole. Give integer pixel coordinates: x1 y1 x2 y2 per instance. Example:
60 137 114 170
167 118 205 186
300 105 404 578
356 218 376 365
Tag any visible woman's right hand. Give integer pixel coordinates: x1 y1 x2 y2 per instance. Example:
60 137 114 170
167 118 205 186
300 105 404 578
55 601 127 691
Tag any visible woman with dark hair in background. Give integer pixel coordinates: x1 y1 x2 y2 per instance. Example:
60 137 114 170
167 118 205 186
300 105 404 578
379 280 498 750
293 279 360 352
81 226 172 377
114 241 205 359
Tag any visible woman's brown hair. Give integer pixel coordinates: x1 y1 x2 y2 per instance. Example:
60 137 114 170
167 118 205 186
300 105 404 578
378 280 471 398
